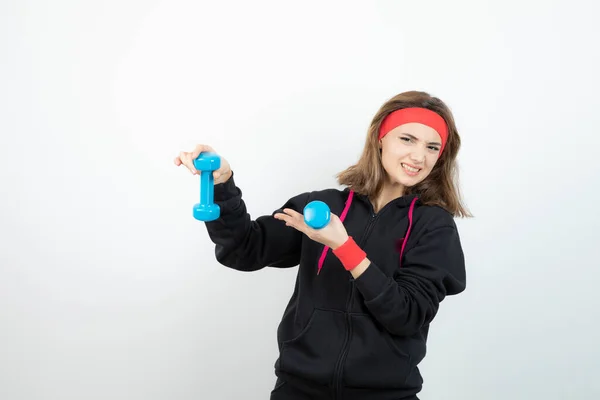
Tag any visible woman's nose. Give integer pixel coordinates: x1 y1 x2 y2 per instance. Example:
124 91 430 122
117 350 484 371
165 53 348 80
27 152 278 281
410 149 425 163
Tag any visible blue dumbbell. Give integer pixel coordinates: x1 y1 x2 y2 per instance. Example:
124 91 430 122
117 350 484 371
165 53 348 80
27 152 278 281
193 152 221 221
303 200 331 229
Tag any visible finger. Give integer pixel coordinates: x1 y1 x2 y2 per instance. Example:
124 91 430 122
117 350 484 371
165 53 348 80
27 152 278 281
178 152 191 173
283 208 309 228
192 144 215 159
174 157 182 166
282 208 302 218
187 154 200 175
180 152 198 175
274 212 298 229
273 212 290 223
284 209 312 232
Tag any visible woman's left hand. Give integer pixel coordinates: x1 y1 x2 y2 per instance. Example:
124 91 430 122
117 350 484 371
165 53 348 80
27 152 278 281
274 208 349 250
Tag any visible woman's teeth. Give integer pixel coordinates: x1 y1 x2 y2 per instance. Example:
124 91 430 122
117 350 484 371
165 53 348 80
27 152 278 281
401 163 420 173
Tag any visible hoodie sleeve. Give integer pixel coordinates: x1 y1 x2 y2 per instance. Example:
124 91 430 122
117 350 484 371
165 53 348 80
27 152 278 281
203 171 309 271
352 219 466 337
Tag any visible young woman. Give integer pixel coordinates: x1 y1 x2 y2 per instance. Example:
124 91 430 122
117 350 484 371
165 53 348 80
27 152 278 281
175 90 470 400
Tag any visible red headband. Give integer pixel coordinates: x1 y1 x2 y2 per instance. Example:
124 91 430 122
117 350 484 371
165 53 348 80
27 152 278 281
379 107 448 154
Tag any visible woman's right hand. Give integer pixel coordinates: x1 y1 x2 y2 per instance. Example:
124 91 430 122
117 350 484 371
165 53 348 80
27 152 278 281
173 144 232 184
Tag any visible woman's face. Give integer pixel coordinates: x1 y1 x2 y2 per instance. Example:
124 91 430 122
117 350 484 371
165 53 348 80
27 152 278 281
379 122 442 192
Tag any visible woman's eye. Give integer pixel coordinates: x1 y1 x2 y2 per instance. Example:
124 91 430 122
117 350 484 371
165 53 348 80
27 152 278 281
428 146 440 151
400 137 411 142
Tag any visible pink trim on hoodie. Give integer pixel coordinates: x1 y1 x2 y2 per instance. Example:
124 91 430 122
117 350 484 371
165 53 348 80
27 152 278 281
316 191 417 274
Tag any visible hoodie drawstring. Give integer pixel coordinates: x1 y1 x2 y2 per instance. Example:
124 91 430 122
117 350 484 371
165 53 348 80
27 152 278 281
398 197 417 268
316 191 418 274
316 191 354 274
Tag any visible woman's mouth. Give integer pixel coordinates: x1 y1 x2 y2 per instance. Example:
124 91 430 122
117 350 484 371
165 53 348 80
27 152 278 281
401 163 421 176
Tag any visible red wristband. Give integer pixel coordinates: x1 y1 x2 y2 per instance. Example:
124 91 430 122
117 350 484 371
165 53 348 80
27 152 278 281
332 237 366 271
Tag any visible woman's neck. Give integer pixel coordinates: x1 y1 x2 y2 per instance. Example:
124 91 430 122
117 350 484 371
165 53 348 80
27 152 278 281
370 183 405 214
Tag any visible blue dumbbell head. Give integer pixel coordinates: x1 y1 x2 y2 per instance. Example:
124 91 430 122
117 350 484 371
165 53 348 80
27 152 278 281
193 152 221 221
193 152 221 171
303 200 331 229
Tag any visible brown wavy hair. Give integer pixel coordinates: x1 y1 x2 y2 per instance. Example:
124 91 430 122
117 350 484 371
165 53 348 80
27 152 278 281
336 90 472 218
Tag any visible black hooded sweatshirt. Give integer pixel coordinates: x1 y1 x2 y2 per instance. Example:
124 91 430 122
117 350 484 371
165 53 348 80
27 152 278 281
204 172 466 399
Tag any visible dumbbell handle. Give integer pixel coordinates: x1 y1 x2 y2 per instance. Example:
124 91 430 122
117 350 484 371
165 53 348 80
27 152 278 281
199 169 214 206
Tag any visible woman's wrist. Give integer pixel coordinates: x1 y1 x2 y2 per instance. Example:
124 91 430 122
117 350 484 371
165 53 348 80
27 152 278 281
332 236 367 271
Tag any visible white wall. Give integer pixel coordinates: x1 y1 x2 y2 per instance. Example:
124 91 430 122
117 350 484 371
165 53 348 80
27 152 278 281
1 0 599 399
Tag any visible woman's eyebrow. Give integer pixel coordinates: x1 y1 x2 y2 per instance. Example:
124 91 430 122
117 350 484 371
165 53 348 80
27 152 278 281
400 133 441 146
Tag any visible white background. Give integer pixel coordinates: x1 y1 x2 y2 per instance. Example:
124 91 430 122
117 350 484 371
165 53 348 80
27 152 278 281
1 0 599 399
